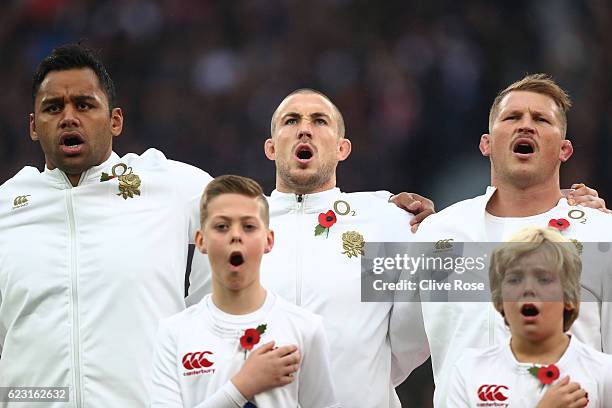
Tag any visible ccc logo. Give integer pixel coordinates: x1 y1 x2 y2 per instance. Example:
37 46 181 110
477 385 508 401
13 195 30 207
182 351 214 370
434 238 454 250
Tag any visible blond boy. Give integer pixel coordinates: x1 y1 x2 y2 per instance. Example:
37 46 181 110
447 227 612 407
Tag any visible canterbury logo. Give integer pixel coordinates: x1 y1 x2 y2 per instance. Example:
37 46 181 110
182 351 214 370
478 384 509 402
434 238 454 250
12 195 31 209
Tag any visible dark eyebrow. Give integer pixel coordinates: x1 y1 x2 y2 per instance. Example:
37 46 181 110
40 94 98 108
71 95 97 103
39 96 64 108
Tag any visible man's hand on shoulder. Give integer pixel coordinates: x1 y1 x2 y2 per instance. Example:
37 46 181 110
567 183 611 213
389 192 435 233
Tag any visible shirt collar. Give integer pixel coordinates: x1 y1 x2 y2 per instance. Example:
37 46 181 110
43 152 121 188
269 187 341 213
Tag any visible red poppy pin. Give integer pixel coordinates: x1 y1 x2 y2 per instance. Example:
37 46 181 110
548 218 570 231
528 364 560 389
315 210 337 238
240 324 267 359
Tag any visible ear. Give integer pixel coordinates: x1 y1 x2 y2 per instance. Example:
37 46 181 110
559 139 573 162
337 138 352 162
195 229 208 254
264 229 275 254
110 108 123 138
479 134 491 157
30 113 38 141
264 138 276 161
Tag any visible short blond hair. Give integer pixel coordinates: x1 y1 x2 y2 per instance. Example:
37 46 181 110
199 175 269 227
489 226 581 332
488 73 572 136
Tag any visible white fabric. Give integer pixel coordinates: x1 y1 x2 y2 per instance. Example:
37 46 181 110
414 186 612 407
447 336 612 407
150 291 339 408
190 188 430 408
0 149 212 407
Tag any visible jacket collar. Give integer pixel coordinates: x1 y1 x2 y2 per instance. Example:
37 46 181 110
269 187 341 213
43 152 121 188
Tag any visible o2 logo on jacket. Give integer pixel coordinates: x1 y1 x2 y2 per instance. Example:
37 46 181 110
182 351 215 376
477 385 509 407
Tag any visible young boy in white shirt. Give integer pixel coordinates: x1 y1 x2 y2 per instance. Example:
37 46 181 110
150 175 339 408
447 227 612 407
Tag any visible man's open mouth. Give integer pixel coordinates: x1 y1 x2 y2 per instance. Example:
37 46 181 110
295 144 314 161
512 138 535 155
60 132 85 148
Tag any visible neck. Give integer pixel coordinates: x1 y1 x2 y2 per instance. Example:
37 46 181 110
510 333 570 364
275 178 336 195
67 174 81 187
487 180 562 217
212 283 267 315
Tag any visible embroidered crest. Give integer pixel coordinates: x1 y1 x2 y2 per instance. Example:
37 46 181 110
570 238 583 255
341 231 365 258
434 238 454 251
100 163 142 199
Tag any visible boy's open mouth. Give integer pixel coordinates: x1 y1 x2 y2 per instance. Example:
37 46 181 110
229 251 245 267
520 303 540 317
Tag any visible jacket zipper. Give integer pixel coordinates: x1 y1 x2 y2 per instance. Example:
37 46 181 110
66 189 83 407
295 194 304 306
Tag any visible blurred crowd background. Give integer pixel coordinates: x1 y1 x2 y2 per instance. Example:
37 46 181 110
1 0 610 406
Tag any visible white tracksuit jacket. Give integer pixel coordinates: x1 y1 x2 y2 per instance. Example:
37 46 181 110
0 149 212 407
190 187 431 408
413 186 612 407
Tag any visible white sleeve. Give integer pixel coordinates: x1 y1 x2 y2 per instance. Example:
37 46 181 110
446 361 471 408
389 295 430 385
0 288 2 355
389 241 431 385
297 317 340 408
185 250 213 307
601 260 612 353
192 381 248 408
150 321 184 407
166 160 212 244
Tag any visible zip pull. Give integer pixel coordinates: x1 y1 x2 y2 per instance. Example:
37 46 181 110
296 194 303 203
